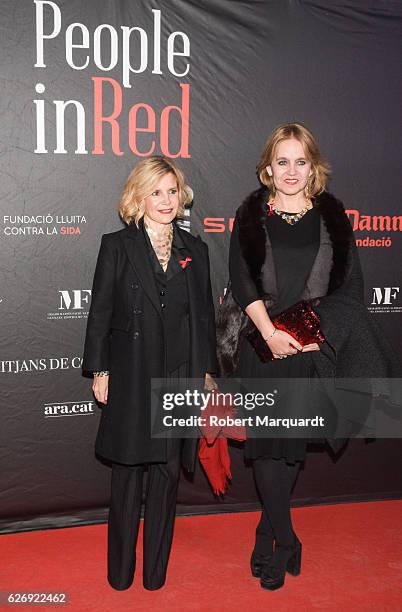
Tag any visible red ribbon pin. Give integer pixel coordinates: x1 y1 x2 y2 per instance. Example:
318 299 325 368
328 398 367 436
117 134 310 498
179 256 192 269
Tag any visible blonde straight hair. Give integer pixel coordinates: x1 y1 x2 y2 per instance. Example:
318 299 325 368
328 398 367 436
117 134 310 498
119 156 193 226
257 123 330 197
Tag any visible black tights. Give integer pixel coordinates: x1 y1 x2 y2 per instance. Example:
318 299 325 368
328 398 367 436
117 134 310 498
252 457 301 552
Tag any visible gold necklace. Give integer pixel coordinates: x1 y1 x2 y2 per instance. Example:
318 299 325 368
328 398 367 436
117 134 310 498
267 200 312 225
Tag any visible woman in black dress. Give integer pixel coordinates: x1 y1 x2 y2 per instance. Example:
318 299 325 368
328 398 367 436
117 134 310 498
82 156 217 591
229 124 322 591
217 122 400 591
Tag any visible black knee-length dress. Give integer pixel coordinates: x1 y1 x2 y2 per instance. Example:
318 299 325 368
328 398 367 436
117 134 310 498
231 206 321 463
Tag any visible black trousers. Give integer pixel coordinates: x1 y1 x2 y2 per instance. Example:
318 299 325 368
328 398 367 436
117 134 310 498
107 438 182 590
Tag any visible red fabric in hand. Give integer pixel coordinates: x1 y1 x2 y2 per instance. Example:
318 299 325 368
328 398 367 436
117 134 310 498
198 390 246 495
198 437 232 496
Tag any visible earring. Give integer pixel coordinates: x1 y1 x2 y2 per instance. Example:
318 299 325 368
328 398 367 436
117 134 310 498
304 177 312 198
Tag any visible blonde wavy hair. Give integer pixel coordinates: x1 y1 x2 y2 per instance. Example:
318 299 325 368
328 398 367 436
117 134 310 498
119 156 194 226
257 122 330 198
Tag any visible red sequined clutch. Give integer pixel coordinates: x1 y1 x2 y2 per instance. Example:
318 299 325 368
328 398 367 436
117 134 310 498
246 300 325 362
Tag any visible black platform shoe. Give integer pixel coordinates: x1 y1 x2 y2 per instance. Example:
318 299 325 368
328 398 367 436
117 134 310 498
260 537 302 591
250 551 273 578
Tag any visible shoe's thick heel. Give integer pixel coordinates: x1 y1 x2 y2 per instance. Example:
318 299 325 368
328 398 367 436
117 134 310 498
251 565 261 578
286 541 302 576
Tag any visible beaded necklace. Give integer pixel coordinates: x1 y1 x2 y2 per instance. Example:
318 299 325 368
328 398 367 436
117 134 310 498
144 221 173 271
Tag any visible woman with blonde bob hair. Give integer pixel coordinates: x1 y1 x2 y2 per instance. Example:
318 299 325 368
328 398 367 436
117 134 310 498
119 156 193 226
83 155 217 591
217 123 399 591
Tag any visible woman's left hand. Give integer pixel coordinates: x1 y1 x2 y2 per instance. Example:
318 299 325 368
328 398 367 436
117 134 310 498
204 372 218 390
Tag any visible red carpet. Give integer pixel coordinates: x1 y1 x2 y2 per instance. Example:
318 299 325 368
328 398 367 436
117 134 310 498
1 501 401 611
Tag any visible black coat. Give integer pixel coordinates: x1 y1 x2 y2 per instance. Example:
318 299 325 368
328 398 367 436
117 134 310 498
82 220 217 469
217 187 401 447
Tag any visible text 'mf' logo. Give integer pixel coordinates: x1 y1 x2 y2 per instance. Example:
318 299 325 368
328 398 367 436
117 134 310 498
59 290 91 310
371 287 400 305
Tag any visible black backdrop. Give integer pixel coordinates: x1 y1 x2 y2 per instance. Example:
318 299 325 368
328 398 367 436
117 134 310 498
1 0 401 533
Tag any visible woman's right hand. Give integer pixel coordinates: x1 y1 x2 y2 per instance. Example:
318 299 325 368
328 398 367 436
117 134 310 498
93 375 109 404
301 343 320 352
266 329 303 359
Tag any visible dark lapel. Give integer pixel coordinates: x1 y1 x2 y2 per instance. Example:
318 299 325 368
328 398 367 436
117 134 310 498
166 224 189 281
300 206 332 300
313 191 353 293
174 225 203 319
122 220 163 318
175 226 206 376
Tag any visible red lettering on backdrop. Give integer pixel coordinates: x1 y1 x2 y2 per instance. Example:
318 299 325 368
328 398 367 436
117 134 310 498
128 103 156 156
92 77 124 156
203 211 401 236
204 218 225 232
160 83 190 158
60 226 81 235
91 77 190 157
204 218 235 232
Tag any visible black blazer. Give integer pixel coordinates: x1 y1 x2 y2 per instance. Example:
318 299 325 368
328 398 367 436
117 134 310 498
82 220 217 468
